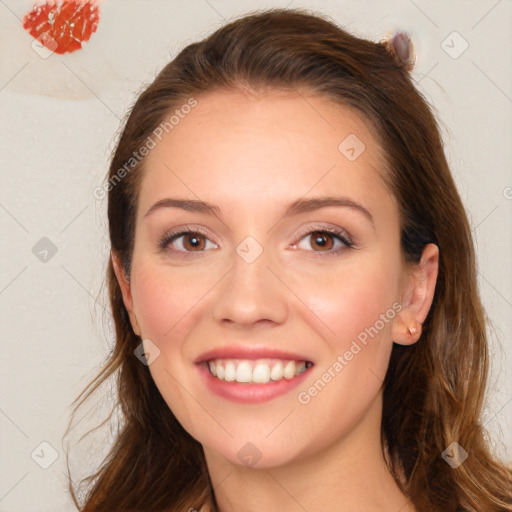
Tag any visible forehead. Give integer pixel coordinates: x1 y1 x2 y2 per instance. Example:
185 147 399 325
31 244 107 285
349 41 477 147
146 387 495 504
138 88 393 220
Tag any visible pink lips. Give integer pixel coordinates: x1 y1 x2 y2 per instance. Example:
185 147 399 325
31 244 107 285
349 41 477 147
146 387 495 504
194 344 314 404
194 345 313 364
196 362 312 404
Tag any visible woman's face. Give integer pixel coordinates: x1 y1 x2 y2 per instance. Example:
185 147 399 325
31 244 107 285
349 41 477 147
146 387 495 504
116 89 420 468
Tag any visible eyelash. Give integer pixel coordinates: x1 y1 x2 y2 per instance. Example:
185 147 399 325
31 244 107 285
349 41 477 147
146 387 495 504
293 225 354 257
157 224 354 258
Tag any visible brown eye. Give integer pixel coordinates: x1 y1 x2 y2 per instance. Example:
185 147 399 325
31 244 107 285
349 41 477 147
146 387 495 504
294 228 353 256
159 229 218 255
309 231 335 251
182 232 206 251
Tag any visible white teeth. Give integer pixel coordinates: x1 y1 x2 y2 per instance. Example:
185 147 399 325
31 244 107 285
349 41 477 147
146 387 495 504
270 361 283 381
236 361 253 383
206 358 311 384
297 361 307 374
215 361 225 380
253 363 271 383
283 361 296 379
224 361 236 382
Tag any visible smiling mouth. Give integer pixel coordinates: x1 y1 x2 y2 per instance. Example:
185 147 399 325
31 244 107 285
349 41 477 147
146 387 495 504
204 358 314 384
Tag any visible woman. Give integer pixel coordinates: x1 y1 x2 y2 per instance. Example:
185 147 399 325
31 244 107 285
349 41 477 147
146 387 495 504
69 8 512 511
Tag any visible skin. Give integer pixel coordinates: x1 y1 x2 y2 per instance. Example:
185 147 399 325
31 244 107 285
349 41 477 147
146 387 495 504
112 88 439 512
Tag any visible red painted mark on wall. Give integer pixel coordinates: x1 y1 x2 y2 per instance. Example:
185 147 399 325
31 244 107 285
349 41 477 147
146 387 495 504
23 0 100 55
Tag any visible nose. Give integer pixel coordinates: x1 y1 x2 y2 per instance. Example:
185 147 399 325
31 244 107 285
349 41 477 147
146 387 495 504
211 243 288 328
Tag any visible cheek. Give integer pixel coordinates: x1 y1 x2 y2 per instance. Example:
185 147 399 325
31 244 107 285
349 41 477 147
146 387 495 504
299 257 400 347
293 253 403 407
130 259 204 344
292 263 399 434
129 261 209 433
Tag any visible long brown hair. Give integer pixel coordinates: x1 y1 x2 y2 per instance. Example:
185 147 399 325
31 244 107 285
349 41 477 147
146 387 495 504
66 8 512 511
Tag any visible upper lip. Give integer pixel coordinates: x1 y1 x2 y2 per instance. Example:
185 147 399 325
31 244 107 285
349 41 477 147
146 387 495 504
194 345 313 364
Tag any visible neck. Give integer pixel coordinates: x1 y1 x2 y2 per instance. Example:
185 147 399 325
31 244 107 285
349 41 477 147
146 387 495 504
202 393 416 512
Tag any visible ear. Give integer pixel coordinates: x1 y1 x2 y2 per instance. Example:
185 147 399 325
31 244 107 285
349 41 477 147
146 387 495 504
111 251 141 337
392 243 439 346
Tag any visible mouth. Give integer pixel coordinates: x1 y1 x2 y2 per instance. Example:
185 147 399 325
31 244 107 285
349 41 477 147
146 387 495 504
201 358 314 384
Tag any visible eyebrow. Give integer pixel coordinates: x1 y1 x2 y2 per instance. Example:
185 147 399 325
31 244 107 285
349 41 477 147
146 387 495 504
144 195 374 226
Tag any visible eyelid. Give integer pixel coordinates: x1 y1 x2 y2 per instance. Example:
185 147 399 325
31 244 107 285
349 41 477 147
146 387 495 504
158 224 220 250
292 223 354 247
158 222 355 255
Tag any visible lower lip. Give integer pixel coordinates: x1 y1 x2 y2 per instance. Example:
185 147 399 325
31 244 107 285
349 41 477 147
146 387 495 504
196 362 313 404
